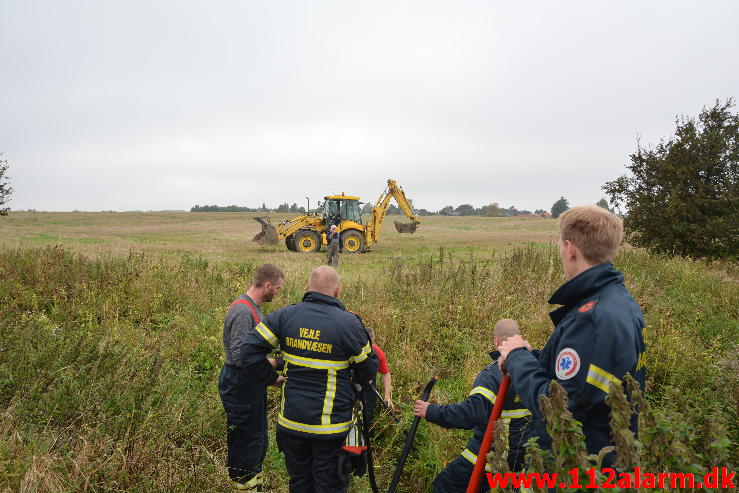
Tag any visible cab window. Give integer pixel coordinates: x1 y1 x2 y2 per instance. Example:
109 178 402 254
325 200 339 218
341 200 362 224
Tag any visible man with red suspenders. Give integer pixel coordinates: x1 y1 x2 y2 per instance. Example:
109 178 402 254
219 264 286 491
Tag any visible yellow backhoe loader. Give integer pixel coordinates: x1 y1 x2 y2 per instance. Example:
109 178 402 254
252 179 420 253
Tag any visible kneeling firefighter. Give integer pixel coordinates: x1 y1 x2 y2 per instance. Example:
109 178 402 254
414 320 533 493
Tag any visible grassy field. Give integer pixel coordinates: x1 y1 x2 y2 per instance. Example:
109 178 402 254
1 212 736 492
0 212 561 260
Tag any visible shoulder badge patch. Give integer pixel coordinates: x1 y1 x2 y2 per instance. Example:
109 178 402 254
555 348 581 380
578 300 597 313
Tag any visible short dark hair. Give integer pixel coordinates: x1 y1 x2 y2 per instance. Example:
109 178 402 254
252 264 284 287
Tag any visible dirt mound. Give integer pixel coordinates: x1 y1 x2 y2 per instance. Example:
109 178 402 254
252 217 280 245
394 221 417 233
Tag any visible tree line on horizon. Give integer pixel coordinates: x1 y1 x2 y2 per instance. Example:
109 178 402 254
190 199 607 218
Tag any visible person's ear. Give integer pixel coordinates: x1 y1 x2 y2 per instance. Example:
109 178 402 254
566 240 577 259
335 284 341 298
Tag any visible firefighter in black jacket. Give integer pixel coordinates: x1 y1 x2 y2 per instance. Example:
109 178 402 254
499 205 646 469
242 265 377 493
414 319 533 493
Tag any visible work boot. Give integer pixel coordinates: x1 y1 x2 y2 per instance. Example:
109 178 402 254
230 472 263 491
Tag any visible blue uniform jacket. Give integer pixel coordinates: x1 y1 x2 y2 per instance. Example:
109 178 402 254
425 351 533 472
242 291 377 439
505 263 646 463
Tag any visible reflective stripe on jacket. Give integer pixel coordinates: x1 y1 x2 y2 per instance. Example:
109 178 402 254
242 291 377 439
425 351 533 471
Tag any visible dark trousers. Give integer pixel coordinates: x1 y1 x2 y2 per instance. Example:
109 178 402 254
433 455 490 493
276 427 349 493
218 365 268 486
326 243 340 267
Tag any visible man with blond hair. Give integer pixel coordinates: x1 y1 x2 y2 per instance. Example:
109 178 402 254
414 319 533 492
498 205 646 468
242 266 377 492
219 263 285 491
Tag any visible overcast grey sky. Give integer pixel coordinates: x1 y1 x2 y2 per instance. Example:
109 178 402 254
2 1 738 212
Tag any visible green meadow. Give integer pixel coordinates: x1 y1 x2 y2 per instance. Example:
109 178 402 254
1 212 736 491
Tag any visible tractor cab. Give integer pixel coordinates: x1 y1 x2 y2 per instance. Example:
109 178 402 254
323 195 362 229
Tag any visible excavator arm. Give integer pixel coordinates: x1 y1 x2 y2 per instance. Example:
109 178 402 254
366 179 420 246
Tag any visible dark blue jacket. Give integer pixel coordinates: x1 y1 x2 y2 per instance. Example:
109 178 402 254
505 263 646 463
425 351 533 472
242 291 377 439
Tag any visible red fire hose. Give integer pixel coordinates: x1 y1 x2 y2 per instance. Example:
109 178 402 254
466 372 511 493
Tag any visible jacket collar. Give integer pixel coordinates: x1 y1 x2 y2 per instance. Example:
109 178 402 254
548 263 623 325
302 291 346 310
549 263 622 306
489 350 500 360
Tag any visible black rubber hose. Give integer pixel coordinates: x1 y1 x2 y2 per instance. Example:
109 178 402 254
386 375 439 493
360 390 380 493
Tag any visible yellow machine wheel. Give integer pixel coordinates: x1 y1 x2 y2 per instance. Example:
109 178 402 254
342 230 365 253
294 230 321 253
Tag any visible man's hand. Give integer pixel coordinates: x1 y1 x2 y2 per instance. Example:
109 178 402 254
497 334 532 370
272 375 287 388
413 399 429 418
385 396 395 411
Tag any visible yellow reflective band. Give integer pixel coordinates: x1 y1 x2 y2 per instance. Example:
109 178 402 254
244 473 262 488
280 363 287 415
586 364 621 394
255 322 279 348
231 472 262 491
636 351 646 371
349 341 371 364
322 370 337 425
461 448 492 472
469 386 497 404
282 352 349 370
501 408 532 419
278 414 352 434
230 481 256 491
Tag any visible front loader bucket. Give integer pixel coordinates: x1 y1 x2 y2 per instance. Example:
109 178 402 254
252 217 279 245
394 221 417 234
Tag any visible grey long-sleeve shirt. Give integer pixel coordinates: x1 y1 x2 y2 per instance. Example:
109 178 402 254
222 294 263 368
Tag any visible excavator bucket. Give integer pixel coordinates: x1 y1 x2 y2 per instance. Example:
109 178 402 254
394 221 417 234
252 217 280 245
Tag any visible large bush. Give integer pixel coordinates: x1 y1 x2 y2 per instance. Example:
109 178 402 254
604 99 738 260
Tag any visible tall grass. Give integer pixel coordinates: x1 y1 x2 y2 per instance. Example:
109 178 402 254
1 245 736 491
